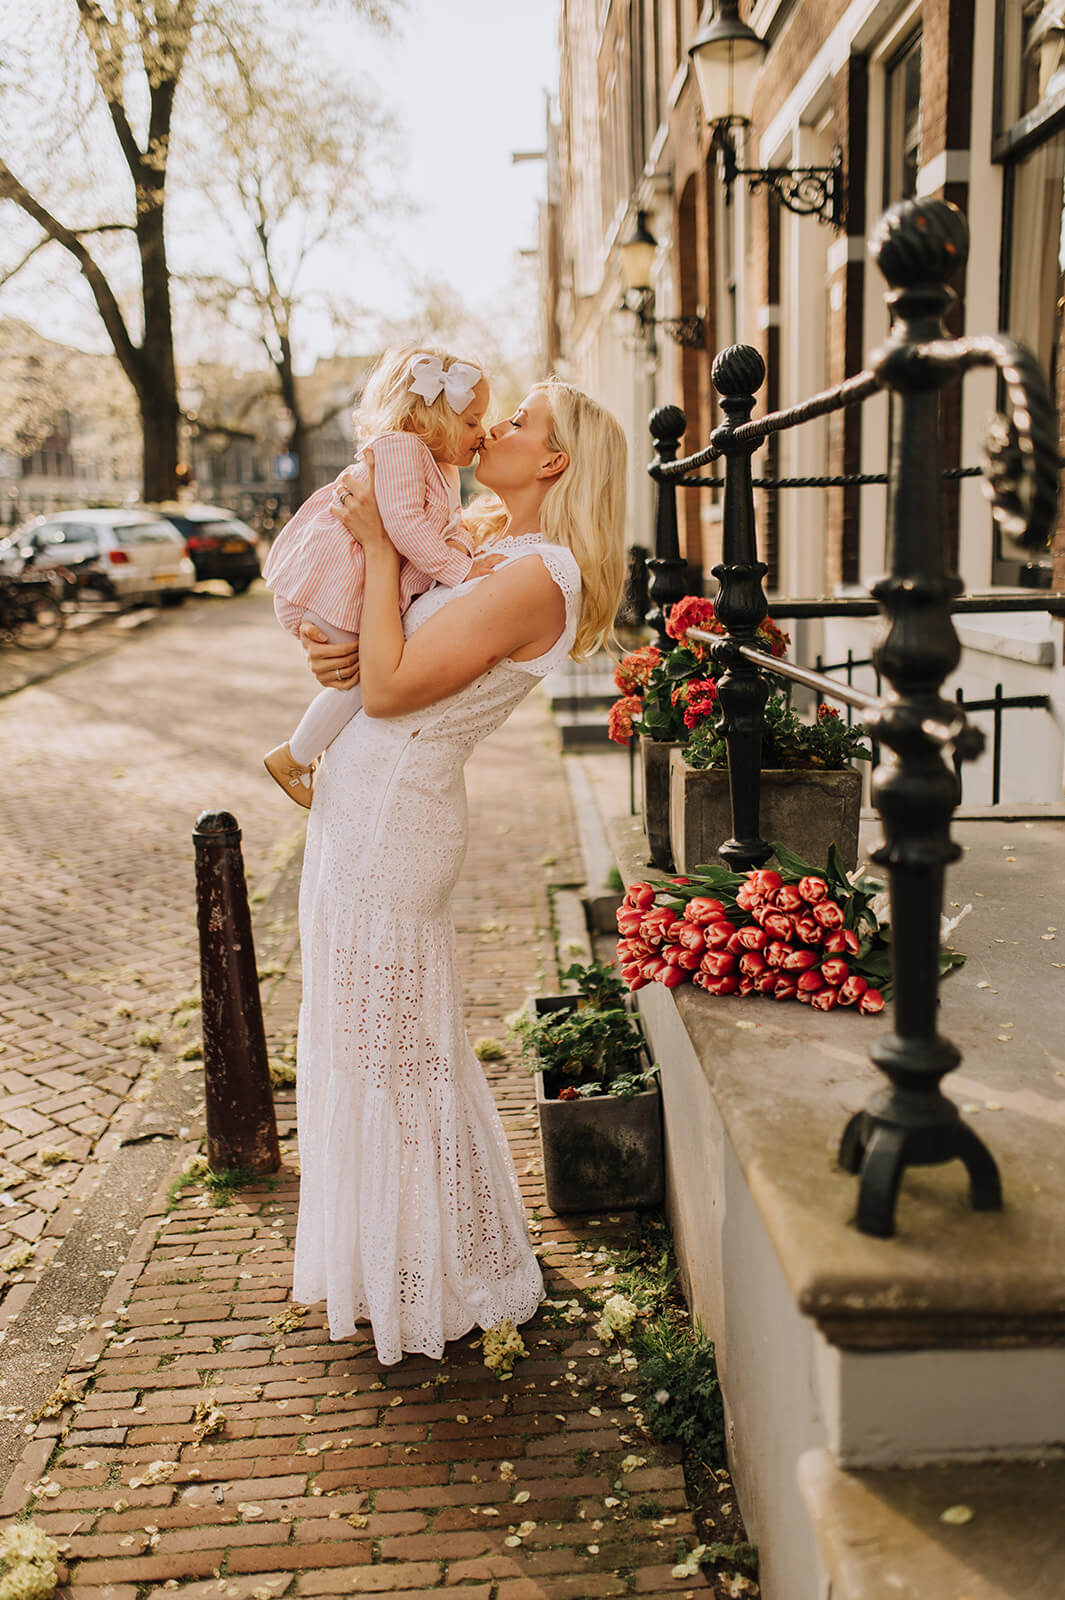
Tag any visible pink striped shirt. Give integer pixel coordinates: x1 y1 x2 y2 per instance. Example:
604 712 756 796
261 432 472 637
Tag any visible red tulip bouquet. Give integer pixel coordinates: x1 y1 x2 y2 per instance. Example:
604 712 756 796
615 843 966 1014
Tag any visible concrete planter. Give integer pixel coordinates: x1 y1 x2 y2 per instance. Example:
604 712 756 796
530 996 664 1214
640 735 683 870
669 751 863 874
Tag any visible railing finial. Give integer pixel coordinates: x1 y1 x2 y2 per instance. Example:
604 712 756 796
646 405 689 647
712 342 767 399
868 195 969 291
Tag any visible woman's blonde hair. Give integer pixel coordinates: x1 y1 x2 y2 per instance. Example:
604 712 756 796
465 379 628 660
354 343 486 460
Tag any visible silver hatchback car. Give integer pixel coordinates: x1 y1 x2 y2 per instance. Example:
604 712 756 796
6 509 197 605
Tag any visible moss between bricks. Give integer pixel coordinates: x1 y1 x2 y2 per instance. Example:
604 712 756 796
600 1211 760 1591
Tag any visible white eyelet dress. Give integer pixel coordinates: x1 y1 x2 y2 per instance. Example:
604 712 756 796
292 535 581 1365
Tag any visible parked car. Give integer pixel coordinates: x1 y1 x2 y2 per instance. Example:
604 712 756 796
0 510 196 605
149 503 262 594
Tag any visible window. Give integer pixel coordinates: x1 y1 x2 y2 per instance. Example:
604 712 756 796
884 32 921 206
995 3 1064 586
113 521 183 547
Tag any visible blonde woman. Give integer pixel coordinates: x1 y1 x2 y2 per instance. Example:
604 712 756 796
291 380 627 1367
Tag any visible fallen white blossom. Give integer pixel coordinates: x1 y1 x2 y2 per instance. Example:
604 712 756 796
0 1523 59 1600
594 1294 639 1344
671 1542 706 1579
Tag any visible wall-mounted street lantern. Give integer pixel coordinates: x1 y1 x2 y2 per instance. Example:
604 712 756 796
689 0 845 229
618 211 707 349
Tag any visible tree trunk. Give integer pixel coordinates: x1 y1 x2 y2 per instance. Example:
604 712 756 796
287 414 311 515
140 387 182 503
136 120 180 502
271 331 313 512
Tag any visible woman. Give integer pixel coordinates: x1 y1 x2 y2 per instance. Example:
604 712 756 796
292 379 627 1366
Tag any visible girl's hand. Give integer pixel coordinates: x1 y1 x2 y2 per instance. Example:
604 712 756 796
299 620 361 688
468 550 507 579
330 448 390 551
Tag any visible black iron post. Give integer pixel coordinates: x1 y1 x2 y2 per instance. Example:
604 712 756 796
646 405 690 646
838 200 1001 1237
708 345 773 871
193 810 281 1176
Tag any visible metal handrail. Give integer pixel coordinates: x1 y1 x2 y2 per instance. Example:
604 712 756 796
641 196 1063 1241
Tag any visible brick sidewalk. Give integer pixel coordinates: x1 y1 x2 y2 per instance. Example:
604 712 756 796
0 592 311 1312
1 690 711 1598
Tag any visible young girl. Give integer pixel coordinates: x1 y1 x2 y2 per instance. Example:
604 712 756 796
261 344 494 805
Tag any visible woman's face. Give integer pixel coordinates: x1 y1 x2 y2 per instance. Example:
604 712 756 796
475 389 556 492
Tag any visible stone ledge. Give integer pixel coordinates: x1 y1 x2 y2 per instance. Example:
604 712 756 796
799 1446 1065 1600
607 812 1065 1352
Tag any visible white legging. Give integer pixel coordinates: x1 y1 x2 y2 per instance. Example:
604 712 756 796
286 608 362 767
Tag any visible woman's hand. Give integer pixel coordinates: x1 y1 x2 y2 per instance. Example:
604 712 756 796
330 448 390 551
300 620 361 689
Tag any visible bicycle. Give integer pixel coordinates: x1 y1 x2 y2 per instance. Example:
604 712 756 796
0 572 65 649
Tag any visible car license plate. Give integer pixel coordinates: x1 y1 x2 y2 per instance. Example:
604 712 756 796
154 572 178 582
223 540 247 552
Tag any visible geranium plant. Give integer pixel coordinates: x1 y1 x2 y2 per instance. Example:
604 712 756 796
510 960 659 1099
615 844 966 1013
608 597 790 747
685 699 873 771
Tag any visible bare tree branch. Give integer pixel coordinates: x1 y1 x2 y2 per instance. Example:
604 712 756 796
0 157 141 388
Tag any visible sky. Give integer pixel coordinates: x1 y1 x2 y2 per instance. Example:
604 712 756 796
346 0 560 341
0 0 560 371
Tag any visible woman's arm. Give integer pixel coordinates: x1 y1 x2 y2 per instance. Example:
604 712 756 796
356 547 564 716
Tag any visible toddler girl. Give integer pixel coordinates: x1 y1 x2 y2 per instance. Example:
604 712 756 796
262 345 492 806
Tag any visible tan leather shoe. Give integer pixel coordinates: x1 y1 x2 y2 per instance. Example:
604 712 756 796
263 743 314 809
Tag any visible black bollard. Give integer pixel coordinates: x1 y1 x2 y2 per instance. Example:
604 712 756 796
193 810 281 1175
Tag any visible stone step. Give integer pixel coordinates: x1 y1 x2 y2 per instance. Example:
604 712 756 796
800 1446 1065 1600
554 709 616 747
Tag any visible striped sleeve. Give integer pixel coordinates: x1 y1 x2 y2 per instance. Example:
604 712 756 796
370 434 473 586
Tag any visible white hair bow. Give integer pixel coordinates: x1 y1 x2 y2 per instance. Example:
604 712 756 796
407 354 482 413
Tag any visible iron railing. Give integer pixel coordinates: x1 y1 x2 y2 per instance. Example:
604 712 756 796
644 195 1063 1239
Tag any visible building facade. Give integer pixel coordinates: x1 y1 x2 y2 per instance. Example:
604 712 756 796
555 0 1065 803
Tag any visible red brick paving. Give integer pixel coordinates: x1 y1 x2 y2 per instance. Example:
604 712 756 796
0 595 713 1595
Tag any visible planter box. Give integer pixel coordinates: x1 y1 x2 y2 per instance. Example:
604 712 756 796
669 751 863 874
640 735 683 870
530 995 664 1214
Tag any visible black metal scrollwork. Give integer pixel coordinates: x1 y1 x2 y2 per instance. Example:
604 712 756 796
643 193 1062 1238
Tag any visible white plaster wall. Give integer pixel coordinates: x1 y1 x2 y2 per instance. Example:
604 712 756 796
822 613 1065 807
634 977 1065 1597
826 1342 1065 1467
637 982 831 1600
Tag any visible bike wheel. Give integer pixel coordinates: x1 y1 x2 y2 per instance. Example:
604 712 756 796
13 593 64 649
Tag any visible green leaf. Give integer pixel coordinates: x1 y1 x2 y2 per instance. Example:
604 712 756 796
826 843 851 892
769 841 822 880
939 948 966 976
854 948 894 979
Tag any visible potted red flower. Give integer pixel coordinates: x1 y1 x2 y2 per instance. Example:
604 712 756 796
608 598 790 871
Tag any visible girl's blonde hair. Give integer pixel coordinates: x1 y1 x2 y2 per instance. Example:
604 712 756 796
465 379 628 660
354 343 485 460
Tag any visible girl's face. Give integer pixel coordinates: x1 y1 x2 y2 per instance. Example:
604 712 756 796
475 389 557 491
447 378 490 468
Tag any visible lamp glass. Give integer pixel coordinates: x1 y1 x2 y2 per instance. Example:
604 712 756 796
619 233 657 292
690 34 765 123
